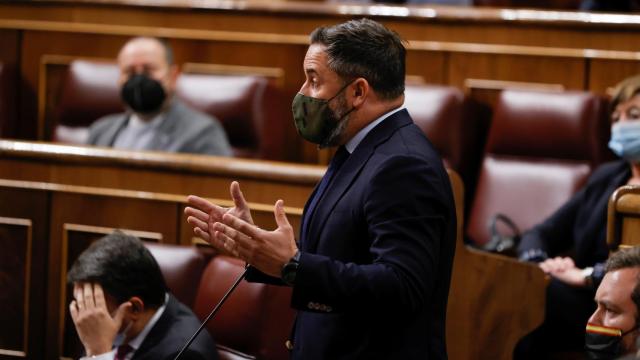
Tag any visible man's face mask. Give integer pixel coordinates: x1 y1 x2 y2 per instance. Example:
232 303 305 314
585 322 638 360
121 74 166 115
291 81 355 147
608 121 640 163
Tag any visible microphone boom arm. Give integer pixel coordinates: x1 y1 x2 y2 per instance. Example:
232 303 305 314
173 265 250 360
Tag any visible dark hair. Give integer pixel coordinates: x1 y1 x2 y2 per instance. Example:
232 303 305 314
605 247 640 321
310 18 406 100
67 231 167 308
610 75 640 116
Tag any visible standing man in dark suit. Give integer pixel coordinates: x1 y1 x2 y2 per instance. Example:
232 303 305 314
67 231 217 360
185 18 456 359
86 37 232 156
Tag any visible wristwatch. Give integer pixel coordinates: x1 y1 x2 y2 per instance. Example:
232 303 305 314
281 251 301 286
582 267 595 288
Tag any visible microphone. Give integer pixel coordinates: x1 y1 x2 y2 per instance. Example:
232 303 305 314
173 264 250 360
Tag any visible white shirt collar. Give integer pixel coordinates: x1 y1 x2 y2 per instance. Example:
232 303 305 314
129 112 164 129
344 106 405 154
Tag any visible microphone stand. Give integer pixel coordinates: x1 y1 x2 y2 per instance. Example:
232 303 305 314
173 265 250 360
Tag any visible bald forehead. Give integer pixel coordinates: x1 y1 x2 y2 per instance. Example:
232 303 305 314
118 38 168 65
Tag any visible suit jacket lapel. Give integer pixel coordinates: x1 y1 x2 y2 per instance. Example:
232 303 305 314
303 109 413 253
148 99 180 151
103 115 129 146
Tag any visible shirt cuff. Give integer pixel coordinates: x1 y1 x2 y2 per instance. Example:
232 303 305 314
79 349 115 360
518 248 549 263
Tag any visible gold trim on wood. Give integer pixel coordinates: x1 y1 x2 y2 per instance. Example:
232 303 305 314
0 19 310 45
0 349 27 357
6 19 640 61
463 78 565 94
0 140 325 184
0 178 303 216
182 63 285 87
0 216 33 358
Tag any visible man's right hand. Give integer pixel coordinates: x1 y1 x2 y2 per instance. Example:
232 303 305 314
185 181 254 256
69 283 131 356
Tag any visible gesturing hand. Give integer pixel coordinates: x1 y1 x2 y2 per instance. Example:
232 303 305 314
185 181 254 256
212 199 298 277
69 283 131 356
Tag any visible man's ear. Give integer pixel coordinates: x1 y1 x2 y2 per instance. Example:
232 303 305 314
351 78 369 108
128 297 145 317
166 64 180 93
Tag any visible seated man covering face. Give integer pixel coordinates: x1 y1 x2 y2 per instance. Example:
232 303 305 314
67 231 218 360
86 37 232 156
586 246 640 360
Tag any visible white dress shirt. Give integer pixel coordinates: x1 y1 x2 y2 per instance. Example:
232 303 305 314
344 106 406 154
112 113 164 151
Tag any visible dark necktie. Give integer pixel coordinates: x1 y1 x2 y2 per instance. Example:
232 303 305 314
115 344 134 360
301 146 350 241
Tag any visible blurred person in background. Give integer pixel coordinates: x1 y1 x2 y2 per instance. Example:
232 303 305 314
515 75 640 358
87 37 232 156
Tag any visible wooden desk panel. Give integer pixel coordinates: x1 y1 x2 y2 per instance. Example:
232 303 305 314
0 143 547 360
0 187 48 360
446 170 546 360
0 140 324 208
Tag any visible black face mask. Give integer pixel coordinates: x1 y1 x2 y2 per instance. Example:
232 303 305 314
585 322 638 360
120 74 166 114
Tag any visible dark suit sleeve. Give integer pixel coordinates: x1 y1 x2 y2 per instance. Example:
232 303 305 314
245 266 285 285
517 186 585 260
517 161 624 261
290 155 452 317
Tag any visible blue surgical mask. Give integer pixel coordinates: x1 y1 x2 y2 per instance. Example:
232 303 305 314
609 121 640 162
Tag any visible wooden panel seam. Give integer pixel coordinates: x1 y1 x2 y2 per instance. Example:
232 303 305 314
0 216 33 358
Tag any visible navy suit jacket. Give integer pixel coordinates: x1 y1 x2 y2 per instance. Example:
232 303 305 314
249 109 456 359
132 295 218 360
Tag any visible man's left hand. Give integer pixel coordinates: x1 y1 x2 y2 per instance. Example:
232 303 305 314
212 199 298 277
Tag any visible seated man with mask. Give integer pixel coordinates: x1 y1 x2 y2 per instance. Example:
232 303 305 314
67 231 218 360
586 246 640 360
86 37 232 156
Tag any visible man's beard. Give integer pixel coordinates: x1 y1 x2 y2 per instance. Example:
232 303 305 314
319 93 351 149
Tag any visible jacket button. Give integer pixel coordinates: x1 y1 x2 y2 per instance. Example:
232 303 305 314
285 340 294 350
